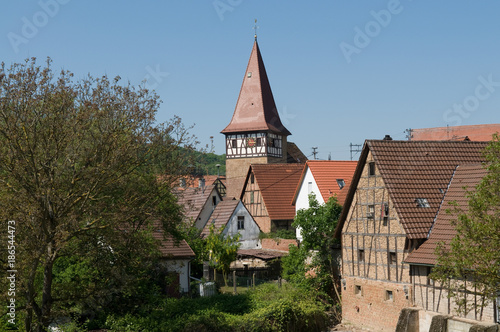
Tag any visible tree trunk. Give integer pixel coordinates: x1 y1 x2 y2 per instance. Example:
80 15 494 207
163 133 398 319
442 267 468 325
25 253 43 332
37 243 56 332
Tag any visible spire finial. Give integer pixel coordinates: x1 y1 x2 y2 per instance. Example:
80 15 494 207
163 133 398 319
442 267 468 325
253 19 258 40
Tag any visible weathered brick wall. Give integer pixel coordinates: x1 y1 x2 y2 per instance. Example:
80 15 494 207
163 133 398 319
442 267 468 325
261 238 297 252
342 277 412 332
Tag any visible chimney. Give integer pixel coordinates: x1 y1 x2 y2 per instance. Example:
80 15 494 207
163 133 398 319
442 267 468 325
179 178 186 188
383 135 393 141
199 178 206 189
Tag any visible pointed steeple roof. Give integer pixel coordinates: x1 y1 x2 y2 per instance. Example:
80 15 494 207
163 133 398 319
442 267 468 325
221 40 291 136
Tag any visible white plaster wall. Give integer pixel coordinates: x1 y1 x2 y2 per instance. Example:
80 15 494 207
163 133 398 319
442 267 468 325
165 259 191 293
194 188 221 230
295 167 324 241
224 201 261 249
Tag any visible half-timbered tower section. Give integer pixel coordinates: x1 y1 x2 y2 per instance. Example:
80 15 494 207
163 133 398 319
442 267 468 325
335 139 488 331
241 164 303 233
405 164 497 324
221 39 293 199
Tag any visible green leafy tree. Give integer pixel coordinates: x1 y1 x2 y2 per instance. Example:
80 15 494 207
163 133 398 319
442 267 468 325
0 58 196 331
178 223 207 279
431 134 500 317
283 194 342 301
205 224 240 286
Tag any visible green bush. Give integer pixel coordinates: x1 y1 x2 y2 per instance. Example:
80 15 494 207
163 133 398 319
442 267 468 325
259 230 296 240
100 282 330 332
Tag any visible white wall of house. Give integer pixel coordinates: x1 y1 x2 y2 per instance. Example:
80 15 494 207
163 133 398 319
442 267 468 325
295 167 323 241
223 201 261 249
194 188 222 230
164 259 191 293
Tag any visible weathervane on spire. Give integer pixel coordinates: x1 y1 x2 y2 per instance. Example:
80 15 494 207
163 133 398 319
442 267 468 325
254 19 259 40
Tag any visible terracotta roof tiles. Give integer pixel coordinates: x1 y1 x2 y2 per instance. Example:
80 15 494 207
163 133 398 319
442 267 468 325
151 229 195 259
293 160 357 206
410 124 500 141
200 199 240 237
174 185 217 223
404 164 487 265
336 140 488 239
245 163 304 220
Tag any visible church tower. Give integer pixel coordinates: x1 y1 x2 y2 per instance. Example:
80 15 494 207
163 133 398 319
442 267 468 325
222 39 291 198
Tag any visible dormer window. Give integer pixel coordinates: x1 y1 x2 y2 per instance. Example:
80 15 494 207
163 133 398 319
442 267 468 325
415 198 430 208
336 179 345 189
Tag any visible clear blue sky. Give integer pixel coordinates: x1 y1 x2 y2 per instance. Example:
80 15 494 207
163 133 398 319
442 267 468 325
2 1 500 160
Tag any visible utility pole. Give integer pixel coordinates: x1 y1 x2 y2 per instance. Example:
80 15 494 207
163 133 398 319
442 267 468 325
404 128 413 140
312 147 318 160
349 143 362 161
209 136 215 153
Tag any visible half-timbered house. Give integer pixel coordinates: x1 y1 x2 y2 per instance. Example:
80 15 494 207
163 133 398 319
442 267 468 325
334 138 488 331
404 163 499 326
241 163 304 233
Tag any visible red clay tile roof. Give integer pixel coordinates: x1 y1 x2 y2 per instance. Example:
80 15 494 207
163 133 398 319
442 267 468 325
200 199 240 237
292 160 357 206
174 184 218 223
410 124 500 142
152 231 195 258
182 175 226 188
221 40 291 136
335 140 488 239
404 164 487 266
243 163 304 220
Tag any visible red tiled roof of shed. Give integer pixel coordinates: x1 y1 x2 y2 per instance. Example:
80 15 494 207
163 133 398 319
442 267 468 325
292 160 357 206
152 231 195 259
221 40 291 136
404 164 488 265
244 163 304 220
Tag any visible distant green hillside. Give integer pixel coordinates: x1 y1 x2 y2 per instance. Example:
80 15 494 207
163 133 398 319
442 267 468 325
191 151 226 176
